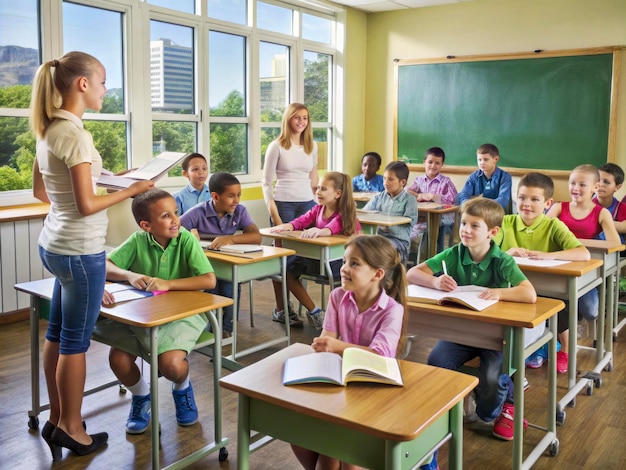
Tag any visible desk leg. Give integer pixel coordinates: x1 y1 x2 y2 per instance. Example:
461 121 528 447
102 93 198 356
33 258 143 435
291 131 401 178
150 327 160 470
231 265 239 362
512 327 524 470
427 213 443 258
449 400 463 470
206 310 223 444
238 394 251 470
321 247 334 311
29 295 41 427
282 255 291 344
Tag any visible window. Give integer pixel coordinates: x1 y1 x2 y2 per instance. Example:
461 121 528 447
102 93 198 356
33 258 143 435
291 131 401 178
0 0 339 200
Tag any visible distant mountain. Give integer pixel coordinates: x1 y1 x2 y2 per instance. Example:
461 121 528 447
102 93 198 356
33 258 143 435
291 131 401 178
0 45 38 87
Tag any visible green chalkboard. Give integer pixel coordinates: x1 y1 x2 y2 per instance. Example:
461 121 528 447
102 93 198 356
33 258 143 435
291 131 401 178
396 52 614 170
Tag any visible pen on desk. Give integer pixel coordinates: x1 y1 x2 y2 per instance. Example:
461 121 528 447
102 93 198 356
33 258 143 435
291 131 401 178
442 261 448 276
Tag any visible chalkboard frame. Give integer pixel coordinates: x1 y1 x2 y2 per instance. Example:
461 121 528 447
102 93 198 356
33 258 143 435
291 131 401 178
394 47 622 176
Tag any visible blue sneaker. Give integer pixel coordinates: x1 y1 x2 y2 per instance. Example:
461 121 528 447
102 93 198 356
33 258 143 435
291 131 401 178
420 450 438 470
126 393 151 434
172 383 198 426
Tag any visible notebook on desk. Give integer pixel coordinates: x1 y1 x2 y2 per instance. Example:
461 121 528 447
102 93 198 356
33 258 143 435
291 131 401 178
201 243 263 254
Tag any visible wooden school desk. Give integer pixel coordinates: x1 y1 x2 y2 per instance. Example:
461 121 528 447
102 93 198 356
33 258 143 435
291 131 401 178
260 228 348 310
515 259 604 415
204 246 295 367
407 296 564 469
416 202 459 258
352 191 378 208
220 342 478 470
356 211 412 235
579 239 624 372
15 278 233 470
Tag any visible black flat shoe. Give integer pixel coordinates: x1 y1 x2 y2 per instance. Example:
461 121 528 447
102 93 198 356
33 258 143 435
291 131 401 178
51 427 108 456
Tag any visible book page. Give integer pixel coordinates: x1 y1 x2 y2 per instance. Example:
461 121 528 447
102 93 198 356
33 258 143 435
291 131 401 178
104 283 152 303
513 257 570 267
283 352 343 385
407 284 495 311
342 348 403 385
125 151 187 180
217 244 263 253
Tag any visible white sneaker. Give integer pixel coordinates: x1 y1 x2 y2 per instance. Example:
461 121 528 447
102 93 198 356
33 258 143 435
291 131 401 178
307 307 325 330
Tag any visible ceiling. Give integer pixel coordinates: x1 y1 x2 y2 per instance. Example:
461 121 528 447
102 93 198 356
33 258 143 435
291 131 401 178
327 0 472 13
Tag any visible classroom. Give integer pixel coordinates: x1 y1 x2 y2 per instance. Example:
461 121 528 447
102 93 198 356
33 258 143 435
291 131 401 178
1 0 625 468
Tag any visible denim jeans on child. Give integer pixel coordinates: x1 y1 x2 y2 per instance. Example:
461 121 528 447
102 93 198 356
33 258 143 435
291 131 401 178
428 340 510 422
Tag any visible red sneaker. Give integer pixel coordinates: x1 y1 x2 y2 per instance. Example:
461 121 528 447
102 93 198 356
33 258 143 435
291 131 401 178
556 351 568 374
492 403 528 441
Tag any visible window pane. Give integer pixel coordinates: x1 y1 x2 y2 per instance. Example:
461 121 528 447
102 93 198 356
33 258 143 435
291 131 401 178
152 121 197 176
208 0 246 25
63 2 124 114
210 123 248 174
0 0 39 109
304 51 330 122
147 0 195 15
260 42 289 120
302 13 331 44
257 2 292 35
209 32 245 117
83 121 128 173
260 127 280 168
0 117 34 191
313 128 329 170
150 21 194 114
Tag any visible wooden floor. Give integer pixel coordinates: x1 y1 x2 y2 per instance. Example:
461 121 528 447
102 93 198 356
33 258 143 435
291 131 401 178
1 279 626 469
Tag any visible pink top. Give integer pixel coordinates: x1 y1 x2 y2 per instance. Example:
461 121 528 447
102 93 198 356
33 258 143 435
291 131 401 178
322 287 404 358
558 201 603 239
407 173 458 206
290 204 361 235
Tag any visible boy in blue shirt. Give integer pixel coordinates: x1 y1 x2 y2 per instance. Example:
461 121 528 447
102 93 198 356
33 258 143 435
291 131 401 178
407 198 536 449
458 143 512 212
173 153 211 215
180 172 262 335
594 163 626 242
362 161 418 262
352 151 384 192
100 189 216 434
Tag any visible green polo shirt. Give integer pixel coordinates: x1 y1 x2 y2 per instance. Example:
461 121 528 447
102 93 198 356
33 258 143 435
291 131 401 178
101 228 214 357
493 213 582 253
426 241 527 288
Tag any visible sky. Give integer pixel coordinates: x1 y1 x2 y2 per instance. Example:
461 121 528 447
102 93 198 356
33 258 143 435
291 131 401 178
0 0 330 105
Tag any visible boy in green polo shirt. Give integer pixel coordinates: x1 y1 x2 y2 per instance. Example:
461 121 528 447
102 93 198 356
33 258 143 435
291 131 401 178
493 172 590 374
407 198 536 446
100 189 216 434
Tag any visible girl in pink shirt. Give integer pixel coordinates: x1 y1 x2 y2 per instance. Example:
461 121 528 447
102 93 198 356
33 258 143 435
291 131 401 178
291 235 419 470
270 172 360 329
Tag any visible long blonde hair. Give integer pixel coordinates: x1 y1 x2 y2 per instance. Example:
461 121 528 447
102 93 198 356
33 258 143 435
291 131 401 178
344 235 408 358
322 172 357 236
30 51 102 139
278 103 314 154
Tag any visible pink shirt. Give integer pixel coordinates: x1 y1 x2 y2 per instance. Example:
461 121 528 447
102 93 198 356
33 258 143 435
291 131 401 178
290 204 361 235
558 202 603 239
322 288 404 358
407 173 458 206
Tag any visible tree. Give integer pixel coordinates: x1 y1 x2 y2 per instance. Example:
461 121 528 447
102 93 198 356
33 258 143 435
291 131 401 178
209 90 247 173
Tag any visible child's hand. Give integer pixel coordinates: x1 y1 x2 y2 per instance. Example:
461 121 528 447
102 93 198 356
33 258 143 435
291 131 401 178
417 192 434 202
270 223 291 232
435 274 458 291
507 247 530 257
102 289 115 305
144 277 167 292
190 228 200 240
301 227 327 238
128 179 154 196
210 235 234 249
478 288 501 300
312 335 337 353
127 273 151 290
527 250 554 260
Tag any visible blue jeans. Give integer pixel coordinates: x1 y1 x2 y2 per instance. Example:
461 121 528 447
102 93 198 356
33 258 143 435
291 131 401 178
274 199 316 226
557 288 600 333
209 280 241 333
39 246 106 355
428 340 511 422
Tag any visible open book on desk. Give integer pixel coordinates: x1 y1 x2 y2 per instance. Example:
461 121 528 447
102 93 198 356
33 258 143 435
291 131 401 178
283 347 403 386
96 151 188 189
512 257 569 268
407 284 497 311
103 283 160 303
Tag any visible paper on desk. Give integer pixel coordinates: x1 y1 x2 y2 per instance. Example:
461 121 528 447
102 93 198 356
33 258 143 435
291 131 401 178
104 283 153 302
513 257 569 267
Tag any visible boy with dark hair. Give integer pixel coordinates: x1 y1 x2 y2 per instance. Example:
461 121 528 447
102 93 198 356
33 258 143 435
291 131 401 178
594 162 626 241
180 172 262 335
362 161 418 262
408 198 536 447
352 151 384 192
173 153 211 215
100 189 216 434
458 143 512 212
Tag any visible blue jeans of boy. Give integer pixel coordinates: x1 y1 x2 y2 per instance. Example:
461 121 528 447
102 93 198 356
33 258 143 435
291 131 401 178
428 340 512 422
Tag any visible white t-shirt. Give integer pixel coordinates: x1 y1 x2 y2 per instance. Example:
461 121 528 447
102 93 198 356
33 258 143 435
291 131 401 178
261 140 318 205
37 110 108 255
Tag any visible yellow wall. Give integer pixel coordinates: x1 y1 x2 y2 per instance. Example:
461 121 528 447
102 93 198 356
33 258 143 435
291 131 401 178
360 0 626 199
